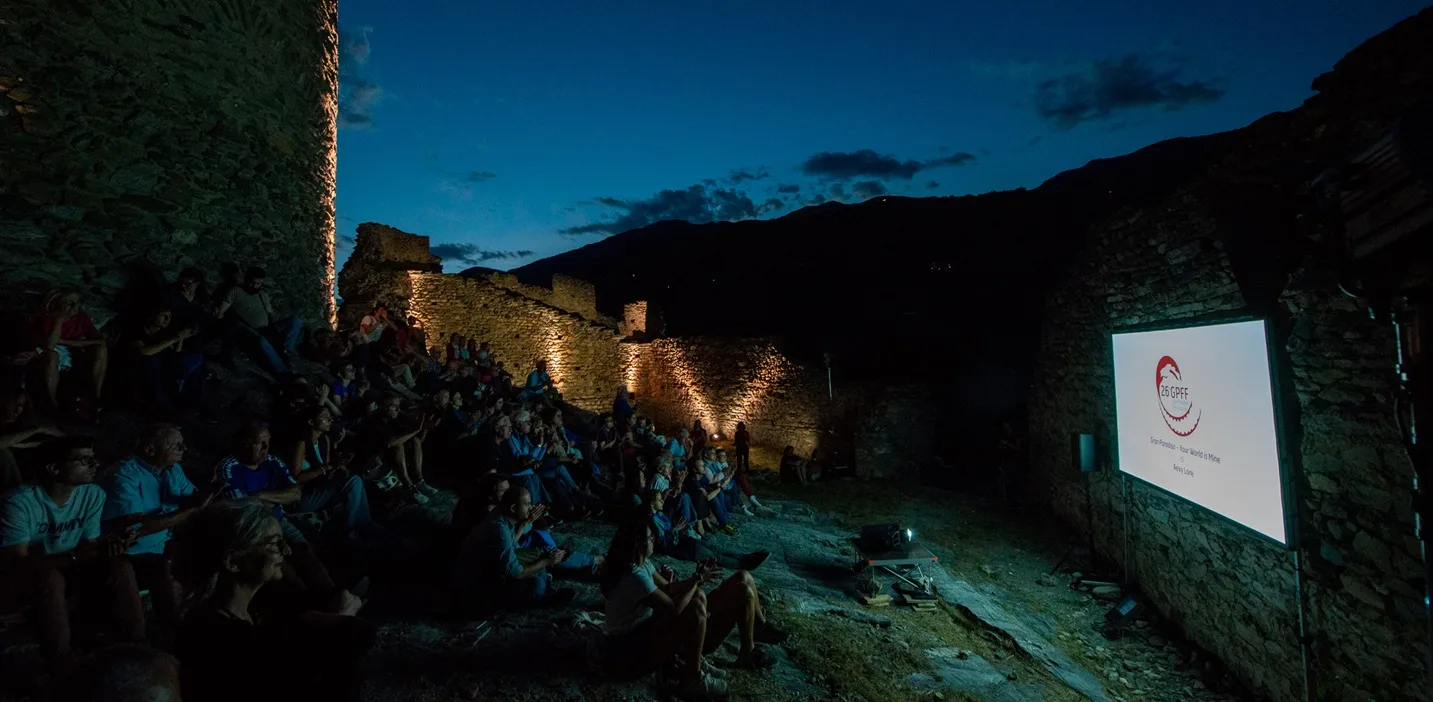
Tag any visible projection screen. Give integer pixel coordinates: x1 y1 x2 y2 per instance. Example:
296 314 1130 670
1111 319 1289 545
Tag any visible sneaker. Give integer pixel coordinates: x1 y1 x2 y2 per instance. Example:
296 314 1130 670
753 621 789 645
720 524 738 536
749 496 762 507
415 481 440 496
701 660 729 680
677 672 729 701
741 505 755 517
733 645 776 670
409 488 431 505
687 530 703 541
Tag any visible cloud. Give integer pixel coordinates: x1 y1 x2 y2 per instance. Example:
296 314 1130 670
1033 54 1224 129
828 183 847 200
759 198 785 214
851 180 888 199
338 26 385 130
776 184 801 194
431 169 497 200
800 149 977 181
562 183 761 236
431 243 535 266
925 180 940 190
727 168 770 184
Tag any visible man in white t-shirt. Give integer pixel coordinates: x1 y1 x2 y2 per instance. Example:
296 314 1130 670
215 266 303 375
0 437 144 662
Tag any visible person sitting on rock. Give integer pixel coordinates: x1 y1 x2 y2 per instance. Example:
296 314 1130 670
282 406 385 542
779 446 809 486
214 422 337 594
452 486 577 615
685 458 736 537
117 306 203 413
102 424 224 639
0 436 145 666
359 394 434 505
171 500 375 702
29 288 109 417
599 519 787 697
215 266 302 376
646 490 768 571
0 386 64 494
521 359 559 404
667 428 691 462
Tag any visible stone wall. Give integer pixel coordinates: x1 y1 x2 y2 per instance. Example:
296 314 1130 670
1029 190 1428 701
620 301 649 337
407 273 625 412
467 270 615 327
622 337 827 456
0 0 339 326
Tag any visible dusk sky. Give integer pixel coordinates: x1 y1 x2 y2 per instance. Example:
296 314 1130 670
334 1 1429 272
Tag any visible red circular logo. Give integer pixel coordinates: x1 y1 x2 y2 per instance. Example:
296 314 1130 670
1156 356 1201 436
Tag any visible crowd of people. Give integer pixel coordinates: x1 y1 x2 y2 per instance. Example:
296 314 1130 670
0 268 788 701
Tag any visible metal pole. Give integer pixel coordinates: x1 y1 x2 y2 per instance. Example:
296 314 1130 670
1293 548 1312 702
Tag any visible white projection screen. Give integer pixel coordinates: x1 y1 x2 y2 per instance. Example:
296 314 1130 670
1111 319 1289 545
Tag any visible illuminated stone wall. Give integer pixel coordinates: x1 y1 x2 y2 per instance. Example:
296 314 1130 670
622 338 827 456
406 272 625 411
469 270 615 327
1029 188 1428 701
0 0 340 325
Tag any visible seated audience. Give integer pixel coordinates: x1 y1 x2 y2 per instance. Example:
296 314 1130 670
102 424 223 636
452 487 576 613
360 394 434 504
1 387 64 493
522 359 558 404
30 288 109 416
117 306 202 412
284 406 382 541
172 500 374 702
215 422 336 593
646 490 768 571
215 266 302 376
0 437 144 663
779 445 809 485
600 520 787 698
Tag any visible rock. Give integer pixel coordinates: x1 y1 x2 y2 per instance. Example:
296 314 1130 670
1148 635 1165 647
1091 585 1122 600
1108 671 1119 681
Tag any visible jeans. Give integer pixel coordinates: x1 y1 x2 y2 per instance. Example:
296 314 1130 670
140 351 204 410
509 470 554 506
668 492 699 525
230 316 302 374
297 474 372 534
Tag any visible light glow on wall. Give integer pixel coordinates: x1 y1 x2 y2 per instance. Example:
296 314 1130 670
318 0 340 327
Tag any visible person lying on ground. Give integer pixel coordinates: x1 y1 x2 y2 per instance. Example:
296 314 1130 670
172 500 375 702
451 486 578 614
600 520 788 700
101 424 224 639
0 436 144 665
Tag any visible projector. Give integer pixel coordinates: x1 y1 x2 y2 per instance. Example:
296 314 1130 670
859 524 905 552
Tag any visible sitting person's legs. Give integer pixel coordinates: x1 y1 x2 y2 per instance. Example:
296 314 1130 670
296 474 374 536
229 322 289 374
23 558 146 661
702 570 781 666
264 316 303 356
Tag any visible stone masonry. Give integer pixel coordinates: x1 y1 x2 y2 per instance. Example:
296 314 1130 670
0 0 340 326
1029 13 1433 700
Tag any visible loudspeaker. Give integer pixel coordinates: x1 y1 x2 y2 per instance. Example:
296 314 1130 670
1072 433 1099 473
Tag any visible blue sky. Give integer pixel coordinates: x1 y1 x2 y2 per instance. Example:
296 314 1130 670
334 0 1429 271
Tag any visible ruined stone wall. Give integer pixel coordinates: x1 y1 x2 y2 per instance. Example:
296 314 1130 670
470 271 614 327
0 0 339 325
620 301 649 337
622 338 827 459
406 273 624 412
1029 192 1427 701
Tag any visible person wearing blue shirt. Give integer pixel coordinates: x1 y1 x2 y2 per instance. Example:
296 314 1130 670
521 360 558 404
102 424 222 635
667 428 689 461
214 422 335 594
452 487 575 614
